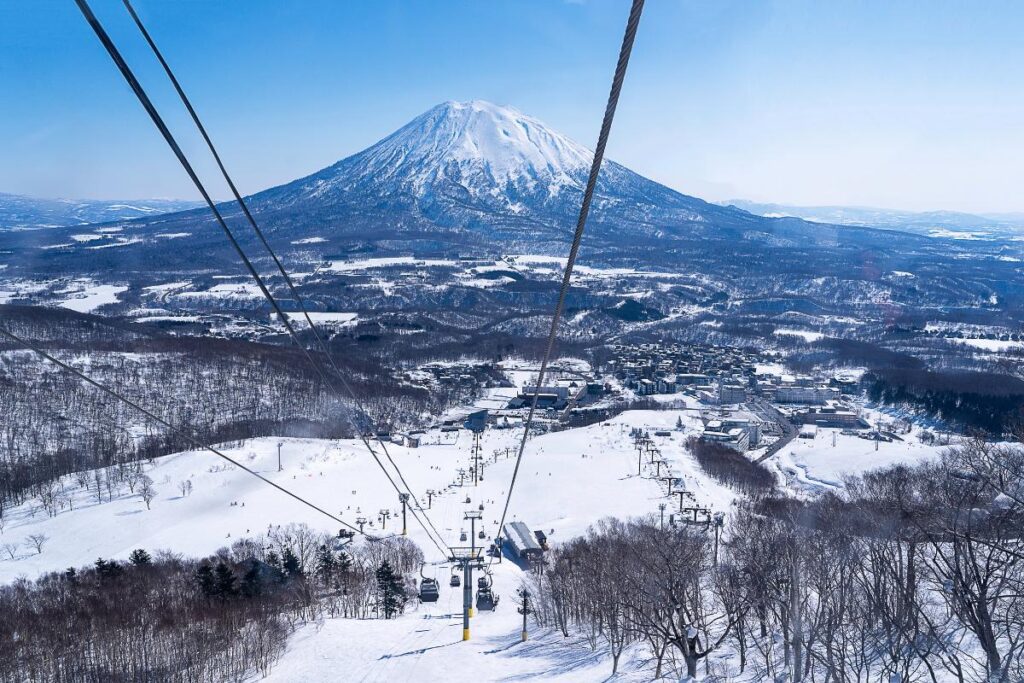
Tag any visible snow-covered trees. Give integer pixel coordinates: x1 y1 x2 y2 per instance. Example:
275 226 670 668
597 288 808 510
535 439 1024 681
138 475 156 510
538 518 736 678
0 527 428 683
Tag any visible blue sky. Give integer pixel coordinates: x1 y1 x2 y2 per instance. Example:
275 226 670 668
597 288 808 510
2 0 1023 213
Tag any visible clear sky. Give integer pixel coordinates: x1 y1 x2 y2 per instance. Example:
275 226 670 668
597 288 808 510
2 0 1023 213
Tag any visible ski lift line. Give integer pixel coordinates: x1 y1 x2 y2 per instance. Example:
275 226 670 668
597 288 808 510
76 0 451 559
0 324 372 538
122 0 450 556
73 0 310 361
492 0 645 558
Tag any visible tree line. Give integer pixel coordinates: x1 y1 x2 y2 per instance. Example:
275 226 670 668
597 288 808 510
533 438 1024 681
864 368 1024 434
0 523 423 682
0 305 478 517
686 436 776 495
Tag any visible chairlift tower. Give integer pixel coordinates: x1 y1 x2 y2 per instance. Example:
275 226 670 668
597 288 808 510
448 546 484 640
517 587 533 642
464 509 483 558
464 409 487 485
661 475 675 497
398 493 410 535
675 489 695 513
712 512 726 565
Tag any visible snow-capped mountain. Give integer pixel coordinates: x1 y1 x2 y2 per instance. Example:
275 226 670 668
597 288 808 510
724 199 1024 241
3 100 1003 289
249 99 745 241
307 100 597 201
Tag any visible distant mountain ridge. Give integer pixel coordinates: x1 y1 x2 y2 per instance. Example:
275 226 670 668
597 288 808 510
724 199 1024 241
0 192 202 231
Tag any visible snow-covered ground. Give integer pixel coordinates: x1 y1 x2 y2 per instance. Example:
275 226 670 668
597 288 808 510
772 328 824 343
953 338 1024 352
769 426 944 490
282 311 358 327
58 283 128 313
0 409 725 578
0 404 736 679
0 368 949 680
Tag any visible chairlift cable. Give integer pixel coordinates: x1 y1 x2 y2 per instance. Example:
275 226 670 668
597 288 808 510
122 0 449 556
492 0 646 559
0 324 370 537
73 0 452 559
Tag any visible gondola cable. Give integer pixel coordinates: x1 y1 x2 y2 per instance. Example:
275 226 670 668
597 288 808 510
120 0 451 557
491 0 645 561
70 0 452 559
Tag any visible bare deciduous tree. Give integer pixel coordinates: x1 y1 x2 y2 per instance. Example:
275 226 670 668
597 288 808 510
26 533 48 554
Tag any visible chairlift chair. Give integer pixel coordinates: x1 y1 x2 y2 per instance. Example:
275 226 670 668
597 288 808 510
419 577 440 602
475 572 499 611
476 588 497 610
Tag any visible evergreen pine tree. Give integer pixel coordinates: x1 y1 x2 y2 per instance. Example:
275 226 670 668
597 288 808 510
338 550 353 574
240 562 262 598
129 548 152 567
195 563 216 598
282 547 302 578
214 561 238 599
375 560 406 619
95 558 123 583
316 544 336 585
265 550 281 570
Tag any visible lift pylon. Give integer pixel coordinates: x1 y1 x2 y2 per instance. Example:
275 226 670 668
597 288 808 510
448 547 484 641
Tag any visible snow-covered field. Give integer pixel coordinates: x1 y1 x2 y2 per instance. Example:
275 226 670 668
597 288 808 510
58 282 127 313
0 411 725 583
769 426 944 490
953 337 1024 352
0 402 742 680
772 328 824 343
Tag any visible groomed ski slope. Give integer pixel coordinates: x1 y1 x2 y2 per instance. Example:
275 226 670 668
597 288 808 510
0 409 726 584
